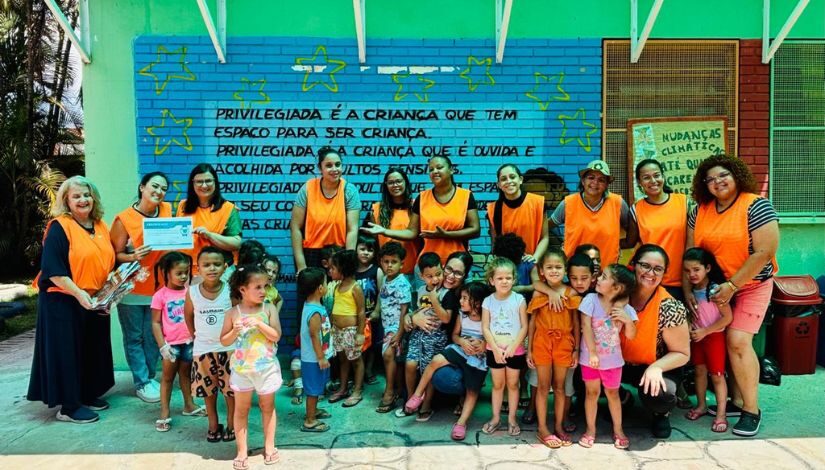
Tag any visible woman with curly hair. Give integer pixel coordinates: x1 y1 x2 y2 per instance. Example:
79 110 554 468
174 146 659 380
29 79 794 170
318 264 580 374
685 154 779 437
363 168 418 277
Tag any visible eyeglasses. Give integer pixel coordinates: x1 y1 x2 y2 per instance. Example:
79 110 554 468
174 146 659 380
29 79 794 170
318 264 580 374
386 179 404 187
703 171 731 185
636 261 666 276
444 266 465 278
194 178 215 186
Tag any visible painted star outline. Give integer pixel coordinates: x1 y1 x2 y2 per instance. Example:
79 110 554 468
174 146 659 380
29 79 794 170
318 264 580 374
558 108 598 153
525 72 570 111
392 73 436 102
233 78 271 109
146 109 193 156
295 45 347 93
458 56 495 92
138 46 197 95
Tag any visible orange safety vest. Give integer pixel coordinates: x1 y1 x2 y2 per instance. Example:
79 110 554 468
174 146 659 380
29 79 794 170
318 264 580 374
302 178 348 249
621 286 670 365
372 202 418 275
114 202 172 295
487 192 546 255
563 192 623 264
419 187 471 264
693 193 778 287
634 194 688 287
177 199 238 273
37 215 115 295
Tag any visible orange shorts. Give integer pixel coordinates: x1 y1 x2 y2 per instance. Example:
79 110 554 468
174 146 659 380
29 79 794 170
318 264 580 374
531 330 575 366
361 321 373 352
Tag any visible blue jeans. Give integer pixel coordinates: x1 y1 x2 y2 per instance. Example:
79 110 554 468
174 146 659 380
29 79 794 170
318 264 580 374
117 303 159 389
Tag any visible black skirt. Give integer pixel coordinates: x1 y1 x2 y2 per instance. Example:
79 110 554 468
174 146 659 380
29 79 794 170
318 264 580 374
27 291 115 410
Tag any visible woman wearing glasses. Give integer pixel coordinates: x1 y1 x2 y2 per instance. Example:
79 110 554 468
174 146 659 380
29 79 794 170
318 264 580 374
626 159 689 300
362 155 480 265
363 168 418 277
686 154 779 437
177 163 242 274
621 244 691 439
110 171 172 403
548 160 630 266
291 147 360 272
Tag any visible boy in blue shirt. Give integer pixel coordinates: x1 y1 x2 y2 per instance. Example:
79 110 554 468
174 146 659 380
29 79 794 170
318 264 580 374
298 267 334 432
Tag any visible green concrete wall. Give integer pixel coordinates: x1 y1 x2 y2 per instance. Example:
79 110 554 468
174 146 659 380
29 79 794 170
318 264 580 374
85 0 825 369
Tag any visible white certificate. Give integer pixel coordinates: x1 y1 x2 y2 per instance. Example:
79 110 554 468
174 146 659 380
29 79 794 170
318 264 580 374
143 217 193 250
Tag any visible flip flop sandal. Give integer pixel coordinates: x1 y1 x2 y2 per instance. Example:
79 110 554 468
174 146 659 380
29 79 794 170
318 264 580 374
451 423 467 441
481 421 501 435
328 390 349 404
315 408 332 419
232 457 249 470
711 419 729 433
613 434 630 450
415 410 434 422
342 394 363 408
182 405 207 417
375 396 397 413
300 421 330 433
365 375 378 385
291 394 304 406
264 449 280 465
538 433 563 449
395 407 415 418
563 420 577 433
578 434 595 448
223 427 236 442
557 432 573 446
155 418 171 432
508 423 521 436
685 408 709 421
206 423 224 443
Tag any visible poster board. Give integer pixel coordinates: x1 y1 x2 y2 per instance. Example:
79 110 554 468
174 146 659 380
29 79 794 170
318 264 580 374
627 116 729 202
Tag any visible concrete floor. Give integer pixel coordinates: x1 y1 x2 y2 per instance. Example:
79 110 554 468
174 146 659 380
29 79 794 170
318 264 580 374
1 329 823 469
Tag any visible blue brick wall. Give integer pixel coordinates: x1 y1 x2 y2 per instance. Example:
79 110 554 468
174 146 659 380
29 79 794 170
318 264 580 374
134 36 602 343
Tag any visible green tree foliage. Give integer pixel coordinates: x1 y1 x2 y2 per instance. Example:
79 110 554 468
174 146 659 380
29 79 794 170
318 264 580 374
0 0 84 276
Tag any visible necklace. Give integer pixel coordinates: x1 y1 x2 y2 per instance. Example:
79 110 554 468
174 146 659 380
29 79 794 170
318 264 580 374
72 217 95 238
133 203 159 218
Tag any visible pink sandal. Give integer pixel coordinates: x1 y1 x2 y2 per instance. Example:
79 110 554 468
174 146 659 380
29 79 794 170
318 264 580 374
578 434 595 448
613 434 630 450
451 422 467 441
404 393 425 413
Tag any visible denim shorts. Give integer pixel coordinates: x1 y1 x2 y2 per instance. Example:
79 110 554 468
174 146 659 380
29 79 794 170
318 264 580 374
170 342 193 362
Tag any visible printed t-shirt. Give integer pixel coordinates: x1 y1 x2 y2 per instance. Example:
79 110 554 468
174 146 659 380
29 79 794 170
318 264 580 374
578 293 638 370
482 292 527 355
151 286 191 345
379 274 412 333
300 302 333 363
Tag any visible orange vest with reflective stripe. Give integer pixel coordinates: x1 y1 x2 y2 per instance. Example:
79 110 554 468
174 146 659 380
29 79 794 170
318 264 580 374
634 194 688 287
302 178 348 250
621 286 670 365
419 187 471 264
177 200 237 273
39 215 115 295
372 202 418 275
563 193 623 264
115 202 172 295
693 193 778 287
487 192 545 255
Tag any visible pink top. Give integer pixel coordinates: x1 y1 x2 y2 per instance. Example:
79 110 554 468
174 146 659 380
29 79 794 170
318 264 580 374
693 287 723 332
151 286 192 345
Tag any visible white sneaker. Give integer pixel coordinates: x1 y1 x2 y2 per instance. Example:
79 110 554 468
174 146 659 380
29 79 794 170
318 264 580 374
137 383 160 403
150 379 161 393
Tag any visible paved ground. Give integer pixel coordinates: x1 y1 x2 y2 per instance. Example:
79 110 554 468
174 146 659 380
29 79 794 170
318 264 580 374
1 329 823 469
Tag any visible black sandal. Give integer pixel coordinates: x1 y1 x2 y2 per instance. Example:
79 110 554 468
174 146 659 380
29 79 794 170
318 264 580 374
223 427 236 442
206 423 224 443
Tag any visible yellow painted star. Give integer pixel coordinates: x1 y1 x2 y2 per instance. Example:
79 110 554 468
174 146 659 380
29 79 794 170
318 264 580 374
146 109 193 156
233 78 271 109
392 73 436 102
458 56 495 92
138 46 197 95
295 45 347 93
525 72 570 111
558 108 598 153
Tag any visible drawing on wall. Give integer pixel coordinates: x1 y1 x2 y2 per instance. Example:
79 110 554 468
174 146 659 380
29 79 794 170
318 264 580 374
458 56 496 91
146 109 193 156
392 72 436 102
294 45 347 93
525 72 570 111
558 108 597 152
233 78 271 109
138 46 197 95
